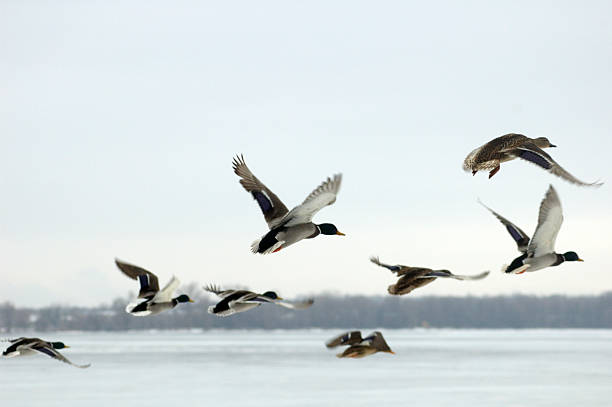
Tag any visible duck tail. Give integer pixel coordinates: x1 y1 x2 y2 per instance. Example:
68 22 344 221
261 240 284 255
207 305 216 315
250 238 262 253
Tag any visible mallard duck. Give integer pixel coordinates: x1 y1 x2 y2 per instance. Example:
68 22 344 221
115 259 194 316
2 337 90 368
370 257 489 295
463 133 602 186
325 331 394 358
204 284 314 317
480 184 584 274
232 155 344 254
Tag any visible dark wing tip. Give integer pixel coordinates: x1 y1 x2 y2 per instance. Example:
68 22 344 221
232 154 247 173
203 284 222 294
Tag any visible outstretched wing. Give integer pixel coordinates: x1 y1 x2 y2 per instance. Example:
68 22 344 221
326 331 363 348
232 155 290 229
424 270 490 280
274 298 314 310
239 293 274 304
152 276 180 303
32 345 91 369
512 144 602 187
203 284 235 299
479 199 530 253
364 331 393 353
370 256 402 273
370 257 432 277
284 174 342 226
528 185 564 258
115 259 160 299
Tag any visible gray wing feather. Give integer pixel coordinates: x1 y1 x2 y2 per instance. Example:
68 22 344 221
527 185 564 257
283 174 342 226
232 155 290 228
33 345 91 369
479 199 530 253
425 270 490 280
370 256 402 273
115 259 160 297
274 298 314 310
203 284 235 299
326 331 363 348
514 144 602 187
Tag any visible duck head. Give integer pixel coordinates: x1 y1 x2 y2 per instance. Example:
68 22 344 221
174 294 195 304
262 291 283 300
534 137 556 148
51 342 69 350
318 223 345 236
563 251 584 262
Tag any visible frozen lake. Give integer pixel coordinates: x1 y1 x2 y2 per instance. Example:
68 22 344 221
1 329 611 406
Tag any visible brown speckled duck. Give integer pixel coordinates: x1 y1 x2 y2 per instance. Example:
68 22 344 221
463 133 602 186
325 331 394 358
370 257 489 295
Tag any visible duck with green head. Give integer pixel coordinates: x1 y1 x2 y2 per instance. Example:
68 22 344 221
115 259 194 316
232 155 345 254
2 337 90 368
480 185 584 274
205 284 314 317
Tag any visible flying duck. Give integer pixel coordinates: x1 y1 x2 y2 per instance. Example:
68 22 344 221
325 331 394 358
204 284 314 317
115 259 194 316
2 337 90 368
480 184 584 274
370 257 489 295
232 155 344 254
463 133 602 186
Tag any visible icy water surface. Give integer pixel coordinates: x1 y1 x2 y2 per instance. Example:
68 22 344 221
1 329 611 406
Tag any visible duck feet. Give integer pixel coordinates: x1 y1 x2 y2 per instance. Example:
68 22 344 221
488 165 500 179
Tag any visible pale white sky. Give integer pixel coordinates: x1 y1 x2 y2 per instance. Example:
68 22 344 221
1 1 611 307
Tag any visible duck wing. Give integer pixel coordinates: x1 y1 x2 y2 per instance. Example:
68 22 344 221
238 292 275 304
326 331 363 348
233 155 290 229
479 199 530 253
424 270 490 280
151 276 180 303
369 256 403 273
527 185 564 258
203 284 237 299
370 257 433 277
274 298 314 310
32 343 91 369
115 259 160 299
283 174 342 226
363 331 393 352
512 143 602 187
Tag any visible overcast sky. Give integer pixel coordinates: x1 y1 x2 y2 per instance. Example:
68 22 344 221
1 1 611 307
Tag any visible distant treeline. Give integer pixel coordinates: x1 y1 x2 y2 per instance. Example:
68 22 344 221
1 289 611 332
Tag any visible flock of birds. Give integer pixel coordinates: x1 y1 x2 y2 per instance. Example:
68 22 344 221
2 133 603 366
